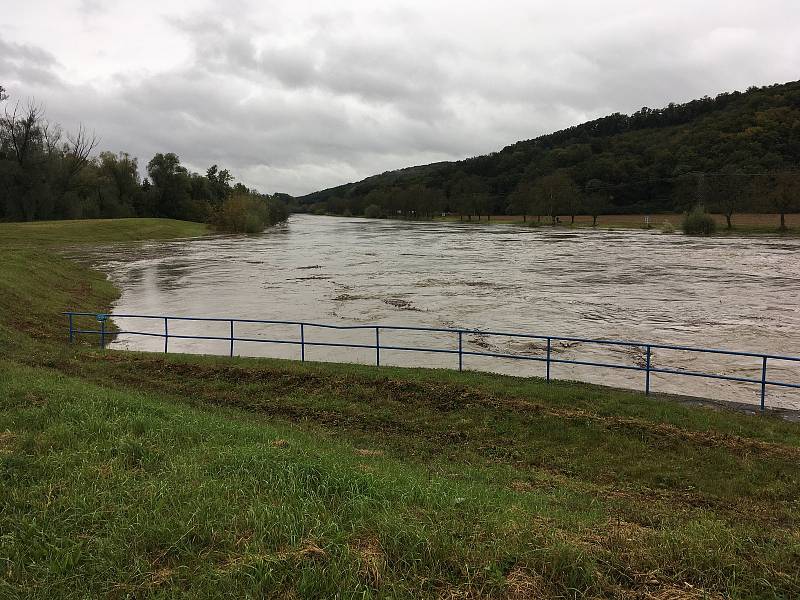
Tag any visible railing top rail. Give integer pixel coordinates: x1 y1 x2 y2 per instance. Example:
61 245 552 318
62 311 800 363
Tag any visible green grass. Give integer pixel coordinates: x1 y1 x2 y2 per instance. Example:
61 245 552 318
0 217 208 247
1 218 799 598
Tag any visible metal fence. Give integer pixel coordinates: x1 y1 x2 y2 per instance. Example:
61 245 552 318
64 311 800 412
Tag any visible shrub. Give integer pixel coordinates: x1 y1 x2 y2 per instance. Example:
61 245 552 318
265 196 289 225
215 192 287 233
660 220 675 233
682 205 717 235
363 204 382 219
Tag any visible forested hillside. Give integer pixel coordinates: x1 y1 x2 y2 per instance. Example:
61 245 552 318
299 80 800 222
0 85 287 230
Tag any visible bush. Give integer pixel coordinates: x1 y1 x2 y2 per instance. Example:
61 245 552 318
363 204 382 219
660 220 675 234
265 196 289 225
682 205 716 235
215 192 288 233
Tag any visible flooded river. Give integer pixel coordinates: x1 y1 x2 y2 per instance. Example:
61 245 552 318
86 215 800 409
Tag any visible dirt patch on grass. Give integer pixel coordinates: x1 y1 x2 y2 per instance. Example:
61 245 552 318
505 566 546 599
296 540 327 562
437 586 488 599
355 448 384 457
0 431 16 454
217 539 327 574
350 536 385 587
96 461 114 478
643 584 725 599
510 480 537 493
149 566 175 587
599 418 800 460
606 518 650 541
217 552 275 572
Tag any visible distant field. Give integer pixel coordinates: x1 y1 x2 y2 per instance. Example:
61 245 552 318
440 213 800 231
1 219 799 598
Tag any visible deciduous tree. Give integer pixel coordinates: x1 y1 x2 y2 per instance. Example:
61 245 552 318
766 171 800 231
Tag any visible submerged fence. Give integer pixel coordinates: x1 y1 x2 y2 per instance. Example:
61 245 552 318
64 312 800 412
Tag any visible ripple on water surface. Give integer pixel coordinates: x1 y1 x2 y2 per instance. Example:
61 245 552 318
81 215 800 410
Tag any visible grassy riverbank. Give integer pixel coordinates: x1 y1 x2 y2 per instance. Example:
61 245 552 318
1 219 799 598
432 213 800 234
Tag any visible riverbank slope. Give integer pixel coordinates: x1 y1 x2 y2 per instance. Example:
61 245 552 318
1 219 799 598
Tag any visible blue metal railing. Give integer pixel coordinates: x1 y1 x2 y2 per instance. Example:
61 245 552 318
64 312 800 412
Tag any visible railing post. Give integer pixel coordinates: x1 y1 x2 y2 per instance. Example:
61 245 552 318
546 337 551 382
375 327 380 367
760 356 768 413
164 317 169 354
230 320 234 357
100 319 106 350
68 313 74 344
458 331 463 372
300 323 305 362
645 345 651 395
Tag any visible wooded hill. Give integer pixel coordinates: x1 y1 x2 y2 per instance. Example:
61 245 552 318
298 80 800 220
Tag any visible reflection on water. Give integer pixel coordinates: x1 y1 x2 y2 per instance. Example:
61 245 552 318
82 215 800 409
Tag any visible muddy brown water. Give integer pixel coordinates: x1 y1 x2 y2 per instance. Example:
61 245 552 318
82 215 800 410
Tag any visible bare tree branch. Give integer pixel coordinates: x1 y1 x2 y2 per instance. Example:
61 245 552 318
1 99 45 166
42 120 63 157
63 124 99 184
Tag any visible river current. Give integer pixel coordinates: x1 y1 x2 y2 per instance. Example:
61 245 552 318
84 215 800 409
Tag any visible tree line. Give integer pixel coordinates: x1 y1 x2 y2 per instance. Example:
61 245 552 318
300 80 800 228
302 168 800 230
0 86 288 231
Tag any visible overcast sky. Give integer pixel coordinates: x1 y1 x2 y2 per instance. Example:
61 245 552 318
2 1 798 196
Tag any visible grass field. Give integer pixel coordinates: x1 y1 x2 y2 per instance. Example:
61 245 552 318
1 219 799 598
437 213 800 233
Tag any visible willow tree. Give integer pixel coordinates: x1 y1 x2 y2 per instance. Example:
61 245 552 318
533 171 579 224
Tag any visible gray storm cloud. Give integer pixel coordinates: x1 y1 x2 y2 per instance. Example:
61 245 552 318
1 0 798 195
